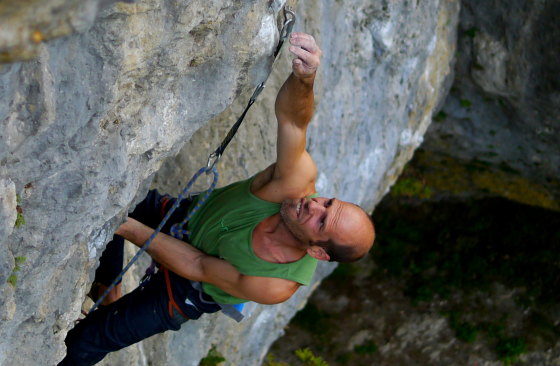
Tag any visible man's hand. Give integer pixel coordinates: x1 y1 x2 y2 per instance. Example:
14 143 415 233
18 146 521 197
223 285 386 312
289 32 322 81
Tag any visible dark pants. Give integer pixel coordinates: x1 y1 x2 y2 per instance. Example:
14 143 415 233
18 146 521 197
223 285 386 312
59 191 221 366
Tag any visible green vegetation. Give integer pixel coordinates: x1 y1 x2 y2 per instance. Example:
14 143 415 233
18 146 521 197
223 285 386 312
7 274 17 287
390 177 432 199
447 311 478 343
294 348 329 366
447 314 528 365
464 27 478 38
264 349 330 366
496 337 527 366
433 110 448 122
15 194 25 228
199 345 225 366
6 256 26 287
459 99 472 108
263 354 289 366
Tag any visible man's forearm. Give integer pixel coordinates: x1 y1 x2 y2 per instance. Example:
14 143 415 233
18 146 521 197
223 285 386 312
115 218 206 281
275 72 315 129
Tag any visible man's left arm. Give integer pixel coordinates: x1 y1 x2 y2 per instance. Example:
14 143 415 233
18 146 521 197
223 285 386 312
253 33 322 202
116 218 299 304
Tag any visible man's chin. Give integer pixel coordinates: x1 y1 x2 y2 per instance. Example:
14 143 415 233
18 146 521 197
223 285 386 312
280 201 296 222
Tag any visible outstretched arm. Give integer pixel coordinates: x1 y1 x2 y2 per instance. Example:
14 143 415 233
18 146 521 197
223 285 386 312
252 33 322 202
116 218 299 304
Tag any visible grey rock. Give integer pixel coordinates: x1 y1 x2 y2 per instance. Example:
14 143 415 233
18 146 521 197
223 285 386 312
0 178 16 322
0 0 458 365
419 0 560 209
0 177 16 245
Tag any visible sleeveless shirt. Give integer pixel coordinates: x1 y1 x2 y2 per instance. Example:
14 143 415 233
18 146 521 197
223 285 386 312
187 176 318 304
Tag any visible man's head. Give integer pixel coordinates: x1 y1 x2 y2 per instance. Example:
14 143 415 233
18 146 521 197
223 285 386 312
280 197 375 262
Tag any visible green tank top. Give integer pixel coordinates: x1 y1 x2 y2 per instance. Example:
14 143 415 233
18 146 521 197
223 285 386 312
187 176 318 304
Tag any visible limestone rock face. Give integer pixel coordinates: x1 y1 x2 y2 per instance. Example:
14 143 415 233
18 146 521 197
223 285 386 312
418 0 560 210
0 0 458 365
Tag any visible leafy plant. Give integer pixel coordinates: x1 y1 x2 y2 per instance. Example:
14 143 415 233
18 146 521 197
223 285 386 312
294 348 328 366
354 340 377 355
390 178 432 199
496 337 527 366
433 110 448 122
15 194 25 228
263 353 289 366
464 27 478 38
199 345 226 366
447 312 478 343
6 256 26 287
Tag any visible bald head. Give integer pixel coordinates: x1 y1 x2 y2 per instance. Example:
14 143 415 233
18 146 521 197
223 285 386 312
318 202 375 262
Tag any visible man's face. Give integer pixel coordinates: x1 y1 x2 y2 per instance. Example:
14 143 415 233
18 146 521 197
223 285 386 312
280 197 375 260
280 197 343 245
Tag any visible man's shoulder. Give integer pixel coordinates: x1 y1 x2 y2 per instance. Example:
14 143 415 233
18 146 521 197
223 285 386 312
250 158 317 203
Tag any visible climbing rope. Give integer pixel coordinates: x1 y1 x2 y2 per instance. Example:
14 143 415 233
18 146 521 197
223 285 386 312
89 6 296 313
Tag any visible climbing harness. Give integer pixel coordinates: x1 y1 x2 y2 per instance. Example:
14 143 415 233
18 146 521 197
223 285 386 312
89 7 297 315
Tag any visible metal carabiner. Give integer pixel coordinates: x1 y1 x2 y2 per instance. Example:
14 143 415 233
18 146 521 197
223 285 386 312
206 151 221 172
274 7 296 57
280 7 296 42
249 82 266 105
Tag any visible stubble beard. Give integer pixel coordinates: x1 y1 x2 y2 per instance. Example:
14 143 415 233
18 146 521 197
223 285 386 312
280 201 307 244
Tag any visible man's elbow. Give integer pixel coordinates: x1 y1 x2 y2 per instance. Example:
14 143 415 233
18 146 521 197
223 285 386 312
255 283 299 305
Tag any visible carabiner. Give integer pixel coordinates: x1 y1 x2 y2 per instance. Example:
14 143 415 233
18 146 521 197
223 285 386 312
280 7 296 42
249 82 266 104
206 151 221 172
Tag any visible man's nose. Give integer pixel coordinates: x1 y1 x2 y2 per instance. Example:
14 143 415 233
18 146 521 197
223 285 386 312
308 199 324 213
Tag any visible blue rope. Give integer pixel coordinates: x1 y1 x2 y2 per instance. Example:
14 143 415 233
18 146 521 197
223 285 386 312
89 166 219 313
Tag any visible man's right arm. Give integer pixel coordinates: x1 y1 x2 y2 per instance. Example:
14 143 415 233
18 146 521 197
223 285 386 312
116 218 299 304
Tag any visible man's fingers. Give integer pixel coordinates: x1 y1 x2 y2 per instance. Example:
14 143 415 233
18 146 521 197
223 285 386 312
289 46 319 71
289 33 320 55
289 45 309 60
287 32 321 77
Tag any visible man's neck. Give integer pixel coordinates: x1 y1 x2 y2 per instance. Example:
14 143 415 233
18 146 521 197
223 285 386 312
252 214 308 264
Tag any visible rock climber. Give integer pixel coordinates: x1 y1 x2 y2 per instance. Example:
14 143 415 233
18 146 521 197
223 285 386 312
59 32 375 366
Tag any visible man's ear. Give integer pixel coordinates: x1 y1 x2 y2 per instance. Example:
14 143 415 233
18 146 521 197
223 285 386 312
307 245 330 261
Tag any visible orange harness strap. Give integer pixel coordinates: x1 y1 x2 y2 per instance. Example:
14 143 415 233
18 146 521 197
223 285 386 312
163 267 189 320
160 196 171 219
